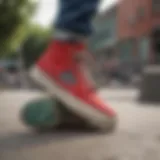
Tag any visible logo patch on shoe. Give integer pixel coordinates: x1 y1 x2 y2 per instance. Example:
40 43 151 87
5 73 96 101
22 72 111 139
60 71 76 84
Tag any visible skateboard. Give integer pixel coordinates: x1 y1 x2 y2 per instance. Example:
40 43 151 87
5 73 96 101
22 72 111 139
20 96 117 133
20 96 88 131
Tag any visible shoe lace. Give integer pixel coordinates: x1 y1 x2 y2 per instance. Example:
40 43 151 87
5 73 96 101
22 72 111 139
74 51 98 92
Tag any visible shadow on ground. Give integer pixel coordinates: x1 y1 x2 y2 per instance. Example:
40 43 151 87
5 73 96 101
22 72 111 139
0 126 109 152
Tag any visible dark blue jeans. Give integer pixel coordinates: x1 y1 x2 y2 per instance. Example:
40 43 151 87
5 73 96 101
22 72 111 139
55 0 100 36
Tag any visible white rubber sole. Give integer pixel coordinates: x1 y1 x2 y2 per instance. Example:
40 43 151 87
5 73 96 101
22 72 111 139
29 66 117 131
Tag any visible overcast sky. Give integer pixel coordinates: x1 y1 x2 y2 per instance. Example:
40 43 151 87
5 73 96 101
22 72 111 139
33 0 118 26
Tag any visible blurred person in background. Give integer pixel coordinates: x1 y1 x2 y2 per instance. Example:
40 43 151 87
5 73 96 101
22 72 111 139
6 65 20 88
30 0 117 128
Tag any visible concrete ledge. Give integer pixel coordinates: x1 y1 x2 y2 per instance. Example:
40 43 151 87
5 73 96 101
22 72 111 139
139 65 160 103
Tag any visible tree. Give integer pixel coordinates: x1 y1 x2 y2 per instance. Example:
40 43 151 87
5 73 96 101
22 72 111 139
22 25 52 69
0 0 36 56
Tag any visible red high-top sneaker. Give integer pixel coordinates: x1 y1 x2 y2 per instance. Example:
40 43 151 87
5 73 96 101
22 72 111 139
30 40 117 131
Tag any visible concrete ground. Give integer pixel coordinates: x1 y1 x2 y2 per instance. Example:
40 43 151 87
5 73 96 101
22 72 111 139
0 88 160 160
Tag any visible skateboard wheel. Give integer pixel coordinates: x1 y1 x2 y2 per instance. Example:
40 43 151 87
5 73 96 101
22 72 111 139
20 98 60 130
